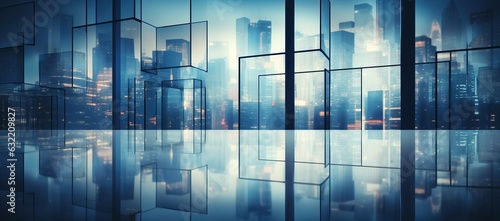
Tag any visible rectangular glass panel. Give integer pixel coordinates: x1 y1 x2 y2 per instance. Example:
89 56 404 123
157 24 190 69
0 3 34 48
295 0 320 51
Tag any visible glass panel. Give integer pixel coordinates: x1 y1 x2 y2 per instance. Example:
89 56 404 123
295 0 320 51
320 0 330 58
157 24 191 69
295 50 329 73
120 0 135 19
0 47 24 83
96 0 112 23
295 71 328 164
88 23 113 129
142 0 189 27
362 66 400 130
161 79 204 154
87 0 96 24
192 21 208 71
141 22 157 72
191 0 208 22
472 48 500 129
417 0 500 51
0 3 34 48
329 165 401 221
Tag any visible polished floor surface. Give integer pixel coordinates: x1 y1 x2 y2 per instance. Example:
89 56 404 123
0 130 499 221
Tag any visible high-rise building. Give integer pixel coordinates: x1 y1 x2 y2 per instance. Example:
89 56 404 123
365 90 384 130
46 14 73 53
354 3 375 52
339 21 355 32
248 20 272 55
236 17 272 56
236 17 250 57
470 9 493 48
331 30 354 69
430 20 442 51
376 0 400 45
415 35 436 63
441 0 466 50
469 10 494 66
237 17 273 102
415 36 436 129
477 67 500 129
166 38 190 66
39 51 86 88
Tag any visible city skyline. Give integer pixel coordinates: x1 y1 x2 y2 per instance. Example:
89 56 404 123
0 0 499 220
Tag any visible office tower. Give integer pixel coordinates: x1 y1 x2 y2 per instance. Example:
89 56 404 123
121 37 138 77
441 0 466 50
46 14 73 53
376 0 400 45
236 17 273 102
470 10 493 48
477 67 500 129
224 99 234 129
339 21 355 32
415 35 436 63
353 3 393 67
92 33 112 81
469 10 494 66
415 36 436 129
208 57 228 129
236 17 250 57
430 20 442 51
248 20 272 55
331 30 354 69
166 38 190 66
239 101 258 129
365 90 384 130
40 51 86 88
354 3 375 52
237 17 271 57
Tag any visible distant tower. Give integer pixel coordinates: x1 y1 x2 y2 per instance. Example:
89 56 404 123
354 3 375 52
248 20 272 55
236 17 250 57
441 0 466 50
430 20 442 51
415 35 436 63
469 9 493 48
376 0 400 45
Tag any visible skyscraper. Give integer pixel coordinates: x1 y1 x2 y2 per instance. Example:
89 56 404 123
248 20 272 55
236 17 273 101
166 38 190 66
331 29 354 69
236 17 273 57
236 17 250 57
376 0 400 45
469 10 494 66
354 3 375 52
470 9 493 48
415 36 436 129
441 0 466 50
430 20 442 51
415 35 436 63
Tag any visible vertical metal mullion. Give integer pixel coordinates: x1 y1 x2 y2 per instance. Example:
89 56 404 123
400 0 416 220
285 0 295 220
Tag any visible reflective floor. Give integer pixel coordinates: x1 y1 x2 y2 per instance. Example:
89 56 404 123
0 130 499 221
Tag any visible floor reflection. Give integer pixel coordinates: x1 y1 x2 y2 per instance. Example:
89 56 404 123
0 130 498 220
